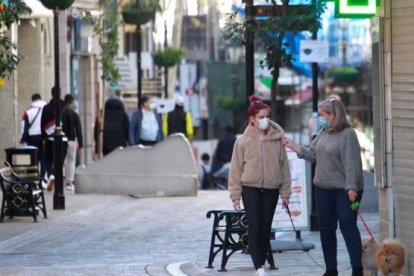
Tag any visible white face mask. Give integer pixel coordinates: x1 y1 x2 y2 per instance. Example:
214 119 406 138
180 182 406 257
258 118 270 130
149 102 157 110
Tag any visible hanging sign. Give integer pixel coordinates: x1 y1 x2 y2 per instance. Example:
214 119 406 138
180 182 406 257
299 40 329 63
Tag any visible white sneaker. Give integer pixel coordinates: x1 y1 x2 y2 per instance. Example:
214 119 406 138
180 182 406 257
46 175 55 192
255 267 266 276
66 182 74 191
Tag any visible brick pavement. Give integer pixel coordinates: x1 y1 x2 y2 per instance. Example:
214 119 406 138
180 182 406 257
0 190 379 276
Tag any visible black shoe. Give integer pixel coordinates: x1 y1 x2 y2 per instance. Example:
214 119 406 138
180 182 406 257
351 267 363 276
322 268 338 276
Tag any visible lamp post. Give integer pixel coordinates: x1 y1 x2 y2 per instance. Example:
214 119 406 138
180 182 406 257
244 0 254 108
52 10 65 210
40 0 75 210
338 18 349 107
163 0 168 99
136 0 142 109
163 20 168 99
310 0 319 231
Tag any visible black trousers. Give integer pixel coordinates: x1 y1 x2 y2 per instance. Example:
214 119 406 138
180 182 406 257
44 139 68 178
242 186 279 270
139 139 157 146
26 135 46 180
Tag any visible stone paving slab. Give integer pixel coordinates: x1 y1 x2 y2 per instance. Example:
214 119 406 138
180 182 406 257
0 190 379 276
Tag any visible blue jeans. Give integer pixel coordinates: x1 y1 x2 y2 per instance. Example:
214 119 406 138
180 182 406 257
315 187 363 269
242 186 279 270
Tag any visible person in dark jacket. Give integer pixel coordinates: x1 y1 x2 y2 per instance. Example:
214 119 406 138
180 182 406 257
63 94 83 191
41 87 69 191
102 97 129 156
129 96 163 146
162 95 193 140
211 126 237 174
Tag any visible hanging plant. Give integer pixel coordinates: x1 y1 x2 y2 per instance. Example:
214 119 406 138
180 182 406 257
121 0 161 25
214 95 246 112
0 0 31 79
152 48 184 67
39 0 74 10
328 66 359 81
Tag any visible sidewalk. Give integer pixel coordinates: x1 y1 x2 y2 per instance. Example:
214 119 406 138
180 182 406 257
0 190 379 276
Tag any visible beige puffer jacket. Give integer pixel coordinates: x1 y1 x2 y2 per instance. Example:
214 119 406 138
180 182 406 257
228 121 291 202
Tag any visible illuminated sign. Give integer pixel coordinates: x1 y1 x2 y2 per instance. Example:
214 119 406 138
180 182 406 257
336 0 378 18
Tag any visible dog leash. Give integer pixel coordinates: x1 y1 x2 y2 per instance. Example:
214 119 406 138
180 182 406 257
284 204 326 269
284 204 353 272
350 201 377 244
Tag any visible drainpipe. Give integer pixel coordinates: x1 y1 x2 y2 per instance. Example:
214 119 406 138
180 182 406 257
383 0 394 238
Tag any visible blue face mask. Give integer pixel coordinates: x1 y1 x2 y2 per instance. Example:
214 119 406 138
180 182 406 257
318 116 330 129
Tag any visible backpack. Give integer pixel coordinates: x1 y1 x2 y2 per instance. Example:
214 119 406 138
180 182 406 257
201 165 214 190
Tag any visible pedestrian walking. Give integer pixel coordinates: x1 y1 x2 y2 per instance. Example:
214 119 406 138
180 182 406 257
162 95 194 140
198 153 212 190
20 93 47 181
129 95 163 146
211 125 236 174
283 98 364 276
102 97 129 156
228 95 291 276
41 87 69 191
62 94 83 191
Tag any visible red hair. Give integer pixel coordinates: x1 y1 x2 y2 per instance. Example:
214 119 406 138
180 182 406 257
247 95 270 118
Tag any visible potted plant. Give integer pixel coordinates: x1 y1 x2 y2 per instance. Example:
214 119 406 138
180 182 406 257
122 0 161 25
328 66 359 81
152 47 184 67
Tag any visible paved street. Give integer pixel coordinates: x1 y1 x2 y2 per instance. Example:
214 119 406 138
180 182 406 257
0 190 379 276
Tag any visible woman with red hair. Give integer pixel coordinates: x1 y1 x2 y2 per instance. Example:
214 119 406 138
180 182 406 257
228 95 291 276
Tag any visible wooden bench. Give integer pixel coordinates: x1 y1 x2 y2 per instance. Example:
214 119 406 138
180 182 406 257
0 165 47 222
206 209 277 272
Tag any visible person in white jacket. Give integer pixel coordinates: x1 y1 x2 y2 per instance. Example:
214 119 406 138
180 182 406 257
20 93 47 182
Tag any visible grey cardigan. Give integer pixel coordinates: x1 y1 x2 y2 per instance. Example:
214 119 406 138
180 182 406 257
298 127 363 191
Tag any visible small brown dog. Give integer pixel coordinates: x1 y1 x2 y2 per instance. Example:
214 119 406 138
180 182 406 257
376 239 406 276
361 237 378 276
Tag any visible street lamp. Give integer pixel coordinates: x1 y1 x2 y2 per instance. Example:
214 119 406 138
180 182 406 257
122 0 158 108
40 0 75 210
338 18 349 107
163 0 168 99
244 0 255 108
136 0 142 109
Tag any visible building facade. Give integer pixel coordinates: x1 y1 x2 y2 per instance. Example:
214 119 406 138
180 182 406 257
373 0 414 274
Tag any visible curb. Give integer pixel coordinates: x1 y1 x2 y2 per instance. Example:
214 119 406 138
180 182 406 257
175 261 209 276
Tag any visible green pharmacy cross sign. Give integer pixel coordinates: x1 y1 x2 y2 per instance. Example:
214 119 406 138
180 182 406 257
335 0 379 18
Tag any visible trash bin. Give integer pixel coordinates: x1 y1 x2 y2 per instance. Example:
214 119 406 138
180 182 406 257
5 146 38 178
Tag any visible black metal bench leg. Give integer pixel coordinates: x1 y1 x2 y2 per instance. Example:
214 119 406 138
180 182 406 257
206 230 217 268
30 197 37 222
39 193 47 218
0 198 5 222
218 231 230 272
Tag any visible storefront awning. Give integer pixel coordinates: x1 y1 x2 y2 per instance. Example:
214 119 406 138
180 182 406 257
284 87 312 106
